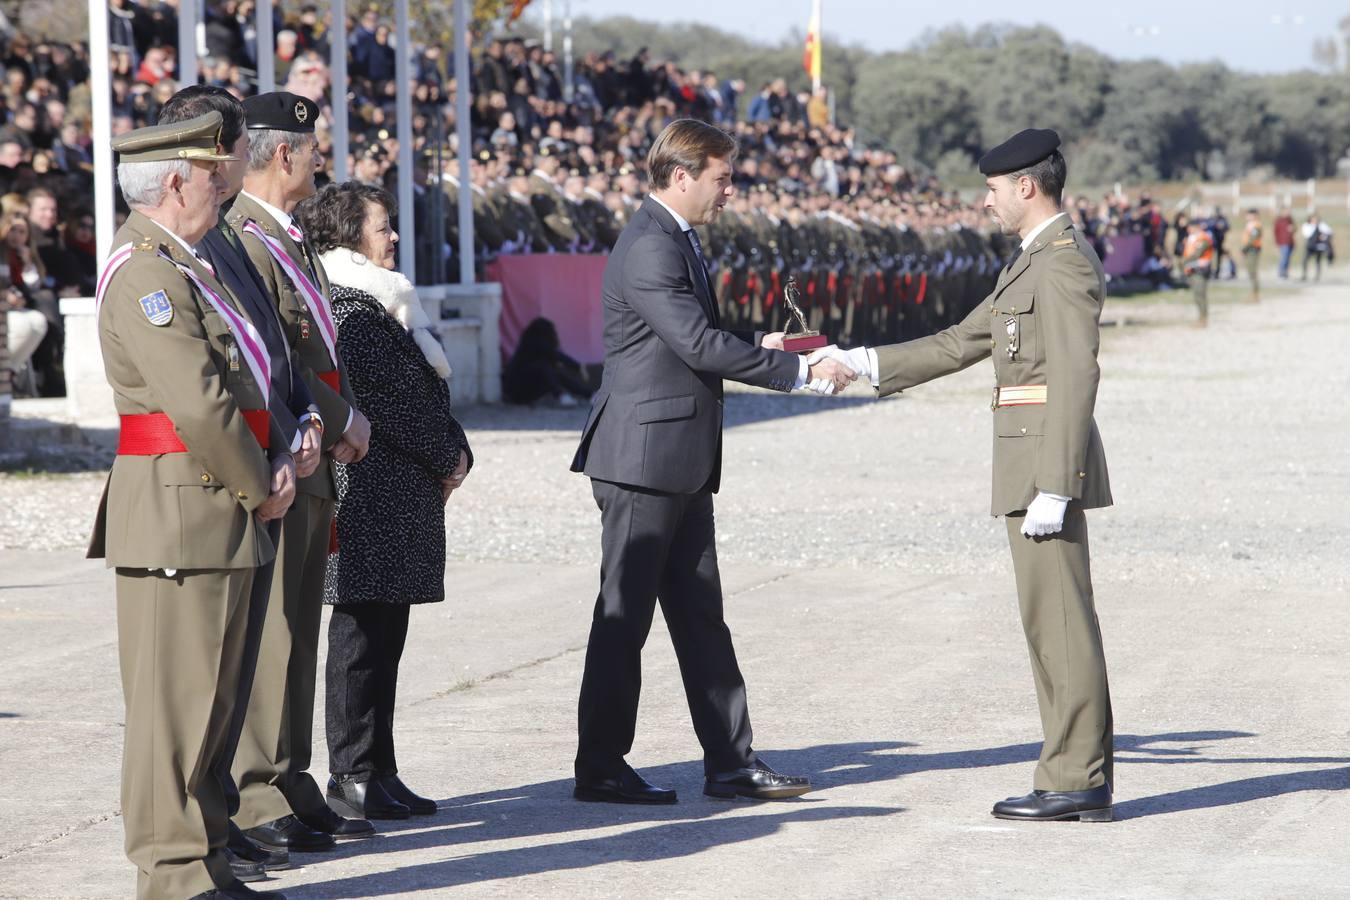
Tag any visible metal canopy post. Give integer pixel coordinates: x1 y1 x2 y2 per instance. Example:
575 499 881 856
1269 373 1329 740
330 0 350 182
455 0 473 284
89 0 114 262
395 0 416 280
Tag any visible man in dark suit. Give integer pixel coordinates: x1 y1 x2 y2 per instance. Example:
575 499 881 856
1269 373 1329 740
157 85 339 880
570 119 855 804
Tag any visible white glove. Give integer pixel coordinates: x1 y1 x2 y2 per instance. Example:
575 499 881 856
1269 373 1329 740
804 377 835 395
806 345 873 381
1021 492 1070 537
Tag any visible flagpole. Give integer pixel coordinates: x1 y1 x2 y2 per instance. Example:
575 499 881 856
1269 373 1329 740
812 0 822 93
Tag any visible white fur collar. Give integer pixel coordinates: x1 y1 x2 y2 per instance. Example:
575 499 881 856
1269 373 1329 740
318 248 452 378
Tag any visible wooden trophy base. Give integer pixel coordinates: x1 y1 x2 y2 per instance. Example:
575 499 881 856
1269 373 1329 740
782 331 829 353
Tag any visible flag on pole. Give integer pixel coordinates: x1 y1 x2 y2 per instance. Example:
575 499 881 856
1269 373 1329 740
803 0 822 91
508 0 533 24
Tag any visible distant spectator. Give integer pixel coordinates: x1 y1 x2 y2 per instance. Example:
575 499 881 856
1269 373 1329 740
503 317 593 407
1273 208 1295 279
1 211 61 394
1300 213 1333 282
747 83 773 122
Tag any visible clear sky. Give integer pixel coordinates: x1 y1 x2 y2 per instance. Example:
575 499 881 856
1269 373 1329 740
539 0 1344 74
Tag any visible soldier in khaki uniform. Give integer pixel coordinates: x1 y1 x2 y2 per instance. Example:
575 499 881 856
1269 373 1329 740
825 130 1115 823
1240 208 1262 302
226 92 376 851
90 112 293 899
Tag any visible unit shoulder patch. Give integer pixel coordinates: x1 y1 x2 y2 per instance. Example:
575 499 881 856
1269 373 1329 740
138 290 173 326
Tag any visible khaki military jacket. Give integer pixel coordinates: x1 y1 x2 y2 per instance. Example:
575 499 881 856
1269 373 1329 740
227 192 357 499
88 211 278 569
875 215 1112 516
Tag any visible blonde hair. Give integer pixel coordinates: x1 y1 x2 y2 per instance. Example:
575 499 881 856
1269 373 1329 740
646 118 737 190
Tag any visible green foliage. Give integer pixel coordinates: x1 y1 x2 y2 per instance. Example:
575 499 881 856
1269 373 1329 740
540 15 1350 181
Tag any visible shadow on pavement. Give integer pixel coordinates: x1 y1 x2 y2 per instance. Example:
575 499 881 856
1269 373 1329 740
290 803 900 897
1113 730 1350 820
288 732 1350 893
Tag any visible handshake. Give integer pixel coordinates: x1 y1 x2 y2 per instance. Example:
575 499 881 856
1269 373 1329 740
762 332 873 396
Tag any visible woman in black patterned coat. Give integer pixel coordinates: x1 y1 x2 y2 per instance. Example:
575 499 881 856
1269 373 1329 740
295 183 472 820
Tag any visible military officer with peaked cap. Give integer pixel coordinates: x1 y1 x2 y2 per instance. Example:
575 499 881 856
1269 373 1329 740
89 111 293 899
822 129 1116 823
227 91 376 851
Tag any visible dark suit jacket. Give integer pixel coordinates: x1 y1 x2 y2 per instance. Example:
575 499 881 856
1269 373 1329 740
200 219 313 453
571 196 800 494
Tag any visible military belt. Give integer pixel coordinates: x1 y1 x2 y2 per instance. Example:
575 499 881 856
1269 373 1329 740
992 384 1047 409
117 410 270 454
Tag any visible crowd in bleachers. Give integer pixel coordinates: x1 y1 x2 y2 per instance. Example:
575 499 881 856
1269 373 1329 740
2 6 1017 396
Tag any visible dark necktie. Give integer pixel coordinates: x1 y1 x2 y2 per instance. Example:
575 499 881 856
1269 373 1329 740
685 227 711 296
1004 245 1023 272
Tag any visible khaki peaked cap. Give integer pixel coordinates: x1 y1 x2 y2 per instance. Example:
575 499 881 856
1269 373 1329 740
112 111 237 163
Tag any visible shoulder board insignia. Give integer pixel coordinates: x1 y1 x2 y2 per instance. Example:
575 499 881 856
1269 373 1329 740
138 290 173 326
1052 238 1075 247
134 240 155 252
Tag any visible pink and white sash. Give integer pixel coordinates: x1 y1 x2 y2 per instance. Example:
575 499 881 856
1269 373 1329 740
95 242 272 393
240 219 339 368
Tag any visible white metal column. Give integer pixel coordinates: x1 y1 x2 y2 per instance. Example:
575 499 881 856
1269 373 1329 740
455 0 473 284
256 0 275 92
178 0 198 86
395 0 415 280
330 0 350 181
89 0 114 262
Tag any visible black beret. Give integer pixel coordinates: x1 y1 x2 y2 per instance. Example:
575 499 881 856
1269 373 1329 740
244 91 320 133
978 128 1060 176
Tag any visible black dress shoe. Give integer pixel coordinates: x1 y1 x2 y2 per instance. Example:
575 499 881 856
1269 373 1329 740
704 761 811 800
328 774 411 820
220 879 286 900
297 800 376 840
224 848 265 883
574 766 677 804
243 815 336 853
228 822 290 872
378 773 439 815
991 784 1113 822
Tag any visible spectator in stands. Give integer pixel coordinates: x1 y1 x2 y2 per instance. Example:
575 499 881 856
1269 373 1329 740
4 280 46 393
747 83 773 123
25 187 65 278
1 211 60 394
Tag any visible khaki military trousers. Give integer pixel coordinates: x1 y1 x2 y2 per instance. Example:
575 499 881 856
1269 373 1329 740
1188 273 1209 321
1004 507 1113 792
117 567 252 900
233 492 334 827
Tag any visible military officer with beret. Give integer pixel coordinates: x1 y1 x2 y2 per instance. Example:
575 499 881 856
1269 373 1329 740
824 129 1116 823
157 84 328 881
226 91 376 851
89 112 292 899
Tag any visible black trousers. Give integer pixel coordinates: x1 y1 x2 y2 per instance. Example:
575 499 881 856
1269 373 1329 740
218 519 280 818
325 603 411 778
575 479 756 781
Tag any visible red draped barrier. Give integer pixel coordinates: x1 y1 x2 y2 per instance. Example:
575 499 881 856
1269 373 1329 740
486 254 609 365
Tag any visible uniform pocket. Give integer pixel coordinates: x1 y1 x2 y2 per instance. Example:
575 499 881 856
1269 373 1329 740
995 405 1045 437
635 394 696 424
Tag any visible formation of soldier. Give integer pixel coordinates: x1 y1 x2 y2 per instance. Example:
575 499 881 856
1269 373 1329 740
436 149 1013 348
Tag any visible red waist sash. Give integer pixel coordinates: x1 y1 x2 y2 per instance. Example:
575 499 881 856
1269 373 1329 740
118 410 270 454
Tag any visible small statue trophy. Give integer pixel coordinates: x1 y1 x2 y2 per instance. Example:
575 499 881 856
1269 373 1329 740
781 276 828 353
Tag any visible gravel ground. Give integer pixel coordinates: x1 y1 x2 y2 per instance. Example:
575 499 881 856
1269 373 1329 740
2 274 1345 593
